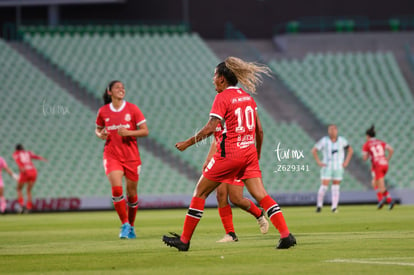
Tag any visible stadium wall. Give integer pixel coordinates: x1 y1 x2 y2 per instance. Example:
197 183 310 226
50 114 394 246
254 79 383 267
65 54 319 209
1 0 414 38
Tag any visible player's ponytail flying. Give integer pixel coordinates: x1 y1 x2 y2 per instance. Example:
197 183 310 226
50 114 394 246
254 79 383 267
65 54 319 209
219 56 272 94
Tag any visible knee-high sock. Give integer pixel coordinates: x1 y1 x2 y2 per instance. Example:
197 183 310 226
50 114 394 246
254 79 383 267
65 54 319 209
218 204 234 234
331 184 340 209
383 190 392 204
317 185 328 208
181 197 205 244
259 195 289 238
244 200 263 218
374 187 383 202
127 195 138 226
112 186 128 224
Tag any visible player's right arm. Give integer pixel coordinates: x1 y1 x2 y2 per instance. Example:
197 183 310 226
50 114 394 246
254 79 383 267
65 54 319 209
95 126 108 140
312 139 326 167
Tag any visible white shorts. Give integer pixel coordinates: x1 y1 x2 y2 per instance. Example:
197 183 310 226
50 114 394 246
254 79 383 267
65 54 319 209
320 167 344 181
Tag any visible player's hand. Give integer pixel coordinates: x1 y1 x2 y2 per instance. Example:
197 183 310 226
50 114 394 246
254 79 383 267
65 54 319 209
12 173 19 182
176 141 190 151
99 128 109 140
117 127 129 137
342 162 349 168
317 161 327 167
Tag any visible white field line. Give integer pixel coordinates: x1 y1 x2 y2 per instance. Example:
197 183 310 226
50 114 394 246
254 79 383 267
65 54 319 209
326 258 414 267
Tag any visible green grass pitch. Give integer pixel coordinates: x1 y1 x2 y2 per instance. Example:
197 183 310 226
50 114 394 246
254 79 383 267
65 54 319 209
1 205 413 274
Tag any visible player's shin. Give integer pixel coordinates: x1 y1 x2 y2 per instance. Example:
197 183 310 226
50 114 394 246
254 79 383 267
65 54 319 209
259 195 289 238
181 197 205 243
112 186 128 224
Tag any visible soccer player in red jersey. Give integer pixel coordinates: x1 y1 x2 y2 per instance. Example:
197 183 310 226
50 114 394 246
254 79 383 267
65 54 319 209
12 144 47 213
163 57 296 251
0 155 19 213
362 125 395 210
204 124 269 243
95 80 149 239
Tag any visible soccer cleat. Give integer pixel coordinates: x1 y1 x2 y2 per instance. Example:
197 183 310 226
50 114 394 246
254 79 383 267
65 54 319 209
119 223 131 239
217 232 238 243
128 226 137 239
332 208 338 213
162 232 190 251
316 207 322 213
276 233 297 249
377 198 386 210
388 200 395 210
257 211 269 234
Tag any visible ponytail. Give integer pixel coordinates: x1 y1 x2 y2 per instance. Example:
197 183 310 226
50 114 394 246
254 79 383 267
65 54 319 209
366 125 376 137
216 56 272 94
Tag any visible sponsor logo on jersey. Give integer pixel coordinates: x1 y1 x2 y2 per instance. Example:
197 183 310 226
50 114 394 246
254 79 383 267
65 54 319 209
105 118 110 122
106 124 131 131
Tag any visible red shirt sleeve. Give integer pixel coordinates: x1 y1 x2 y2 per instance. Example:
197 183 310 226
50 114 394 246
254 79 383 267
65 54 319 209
209 93 227 120
29 151 44 160
133 105 146 127
96 108 104 128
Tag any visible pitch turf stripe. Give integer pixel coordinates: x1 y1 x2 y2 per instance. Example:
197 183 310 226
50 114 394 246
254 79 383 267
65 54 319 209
326 258 414 267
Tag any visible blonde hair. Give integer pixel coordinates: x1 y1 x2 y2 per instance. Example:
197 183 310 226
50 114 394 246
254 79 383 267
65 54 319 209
224 56 272 94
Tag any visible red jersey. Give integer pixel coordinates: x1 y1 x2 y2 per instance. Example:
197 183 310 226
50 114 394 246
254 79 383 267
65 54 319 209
210 87 257 159
96 101 146 162
13 150 43 171
362 138 389 167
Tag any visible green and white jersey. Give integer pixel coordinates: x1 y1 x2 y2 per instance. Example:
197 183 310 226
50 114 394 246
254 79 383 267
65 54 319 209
314 136 349 170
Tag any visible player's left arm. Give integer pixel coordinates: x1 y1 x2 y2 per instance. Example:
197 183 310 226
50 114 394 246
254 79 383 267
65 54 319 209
255 111 264 160
343 144 353 168
3 165 18 181
30 152 47 162
176 116 220 151
385 144 394 161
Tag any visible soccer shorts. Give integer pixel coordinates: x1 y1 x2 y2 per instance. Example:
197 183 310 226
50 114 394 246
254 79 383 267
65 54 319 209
203 152 262 184
18 169 37 183
320 167 344 181
371 164 388 180
103 157 141 182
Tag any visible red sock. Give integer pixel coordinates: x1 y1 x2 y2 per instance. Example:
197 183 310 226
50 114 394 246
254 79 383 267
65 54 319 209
218 204 234 234
127 195 138 226
18 197 24 207
259 195 289 238
181 197 205 243
26 201 33 210
112 186 128 224
374 187 382 202
245 200 263 218
383 190 392 204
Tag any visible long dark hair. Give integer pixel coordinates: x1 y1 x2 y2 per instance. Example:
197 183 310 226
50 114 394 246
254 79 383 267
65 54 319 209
366 125 376 137
216 61 238 87
102 80 121 105
16 144 24 150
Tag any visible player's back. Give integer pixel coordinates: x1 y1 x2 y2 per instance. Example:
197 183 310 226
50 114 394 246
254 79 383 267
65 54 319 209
363 138 388 166
215 87 257 159
13 150 35 171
